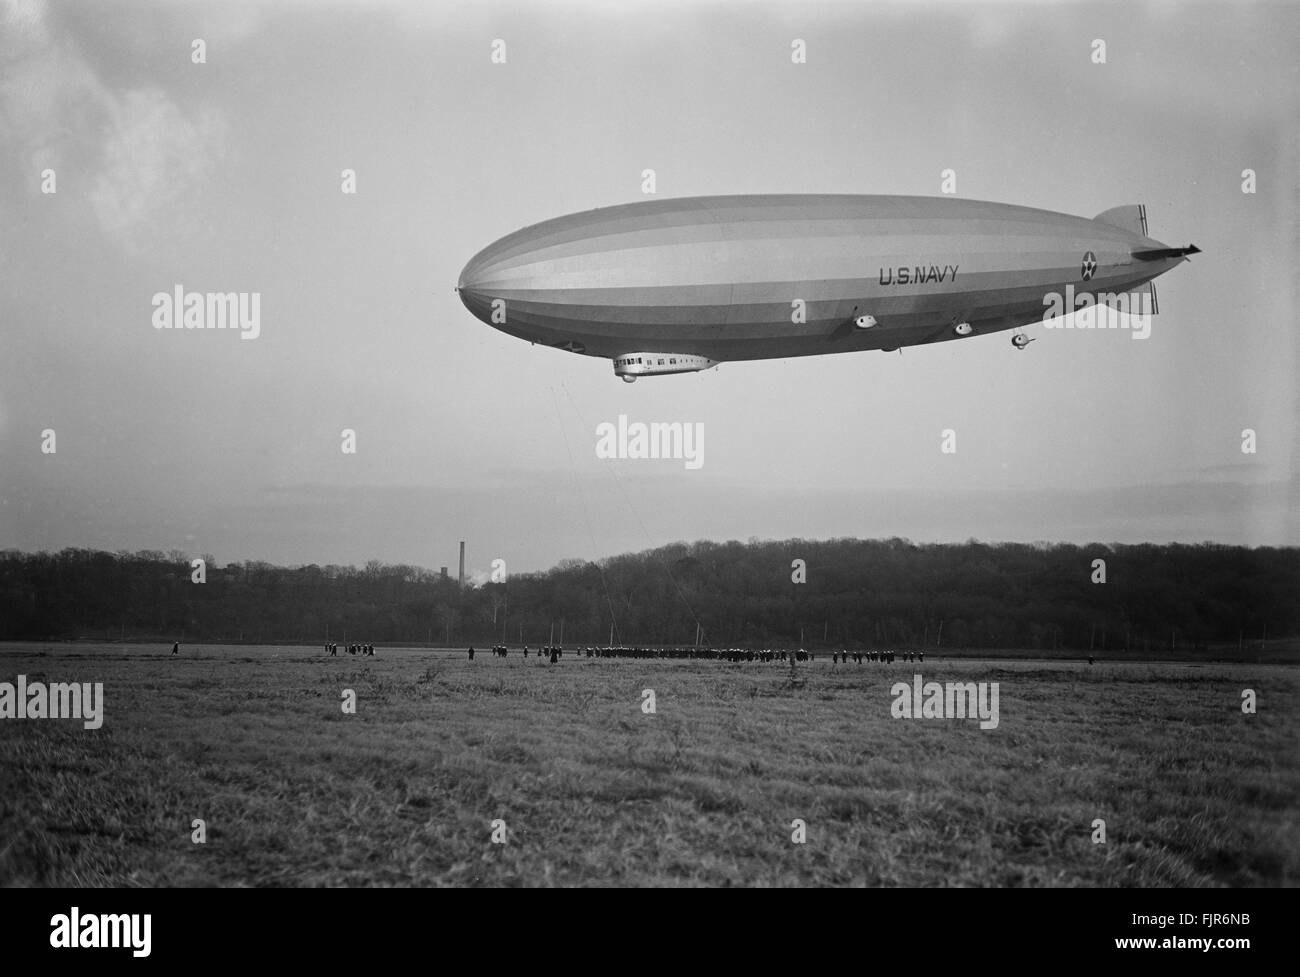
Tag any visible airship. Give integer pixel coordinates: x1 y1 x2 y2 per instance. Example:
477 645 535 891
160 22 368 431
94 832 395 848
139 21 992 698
456 195 1198 382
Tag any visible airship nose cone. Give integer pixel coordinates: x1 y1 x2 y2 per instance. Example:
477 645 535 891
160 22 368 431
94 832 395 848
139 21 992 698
455 257 492 324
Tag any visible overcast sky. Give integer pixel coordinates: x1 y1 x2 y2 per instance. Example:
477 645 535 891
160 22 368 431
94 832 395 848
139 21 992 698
1 0 1296 576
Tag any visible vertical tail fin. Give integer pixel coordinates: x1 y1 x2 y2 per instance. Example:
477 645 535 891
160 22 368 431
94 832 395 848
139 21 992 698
1129 280 1159 316
1094 204 1148 236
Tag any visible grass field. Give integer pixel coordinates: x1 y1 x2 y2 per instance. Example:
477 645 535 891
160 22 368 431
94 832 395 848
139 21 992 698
1 643 1296 886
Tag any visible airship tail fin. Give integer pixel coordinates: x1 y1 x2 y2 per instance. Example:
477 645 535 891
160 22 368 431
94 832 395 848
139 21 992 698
1129 280 1159 316
1094 204 1149 236
1132 244 1202 261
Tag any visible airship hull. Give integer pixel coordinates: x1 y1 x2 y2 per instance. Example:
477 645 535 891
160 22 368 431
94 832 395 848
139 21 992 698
456 195 1193 369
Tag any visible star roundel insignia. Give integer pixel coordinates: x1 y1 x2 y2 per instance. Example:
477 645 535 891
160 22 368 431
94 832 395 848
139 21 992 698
1081 251 1097 281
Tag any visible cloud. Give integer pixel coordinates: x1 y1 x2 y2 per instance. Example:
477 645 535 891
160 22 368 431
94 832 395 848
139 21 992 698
0 0 101 165
88 88 226 252
0 0 228 252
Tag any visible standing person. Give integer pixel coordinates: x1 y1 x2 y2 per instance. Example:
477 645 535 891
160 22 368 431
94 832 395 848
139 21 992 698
468 646 475 660
171 641 179 657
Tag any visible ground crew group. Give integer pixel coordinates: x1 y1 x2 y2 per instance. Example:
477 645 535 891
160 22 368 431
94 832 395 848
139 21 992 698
460 645 929 664
325 643 375 656
831 649 923 664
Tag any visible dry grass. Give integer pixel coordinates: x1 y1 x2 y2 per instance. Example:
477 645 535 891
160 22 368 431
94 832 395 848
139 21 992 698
1 643 1295 887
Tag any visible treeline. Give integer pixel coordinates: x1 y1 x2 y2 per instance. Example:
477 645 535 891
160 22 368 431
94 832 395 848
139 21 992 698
0 539 1296 652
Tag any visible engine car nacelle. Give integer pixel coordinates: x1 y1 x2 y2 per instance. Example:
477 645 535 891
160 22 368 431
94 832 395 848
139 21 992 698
613 353 718 382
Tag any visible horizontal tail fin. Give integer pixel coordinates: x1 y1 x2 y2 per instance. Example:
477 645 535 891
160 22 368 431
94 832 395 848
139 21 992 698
1132 245 1201 261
